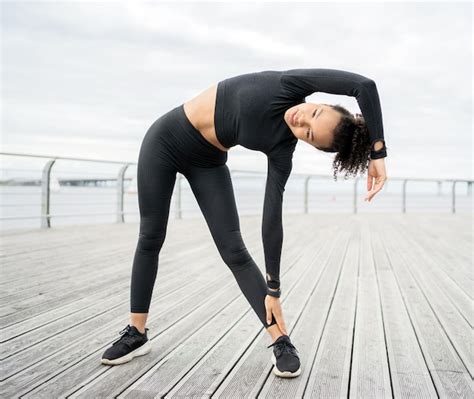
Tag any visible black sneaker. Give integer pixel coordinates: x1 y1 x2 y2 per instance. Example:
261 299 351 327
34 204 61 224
267 334 301 377
101 324 152 365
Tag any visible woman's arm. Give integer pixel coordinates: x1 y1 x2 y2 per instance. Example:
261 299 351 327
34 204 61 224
280 68 387 158
262 150 293 290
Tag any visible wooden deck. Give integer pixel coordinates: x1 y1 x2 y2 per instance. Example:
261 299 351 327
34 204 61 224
0 212 472 398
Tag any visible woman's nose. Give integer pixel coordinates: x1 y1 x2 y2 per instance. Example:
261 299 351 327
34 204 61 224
298 114 305 126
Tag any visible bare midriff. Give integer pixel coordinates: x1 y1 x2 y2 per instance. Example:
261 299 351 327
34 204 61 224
183 83 230 152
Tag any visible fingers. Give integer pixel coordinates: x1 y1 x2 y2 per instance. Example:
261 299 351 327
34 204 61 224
266 301 289 335
365 178 387 202
367 174 373 192
266 305 272 325
366 187 381 202
367 157 388 201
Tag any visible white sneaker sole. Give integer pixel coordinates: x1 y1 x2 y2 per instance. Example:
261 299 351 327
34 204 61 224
101 340 152 366
271 353 301 378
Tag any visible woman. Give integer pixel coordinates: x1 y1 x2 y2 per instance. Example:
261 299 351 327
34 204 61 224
100 68 388 378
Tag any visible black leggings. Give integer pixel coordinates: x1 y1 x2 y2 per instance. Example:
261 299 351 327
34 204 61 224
130 103 277 329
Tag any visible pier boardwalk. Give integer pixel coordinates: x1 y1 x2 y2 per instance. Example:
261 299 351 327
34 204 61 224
1 213 472 398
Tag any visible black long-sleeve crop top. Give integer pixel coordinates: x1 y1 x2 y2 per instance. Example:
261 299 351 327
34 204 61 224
214 68 386 289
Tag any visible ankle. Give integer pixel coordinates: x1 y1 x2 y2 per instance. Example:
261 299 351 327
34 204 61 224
266 324 284 342
132 325 146 334
271 332 284 343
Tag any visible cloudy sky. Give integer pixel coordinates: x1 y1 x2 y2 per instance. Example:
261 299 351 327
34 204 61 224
2 0 472 180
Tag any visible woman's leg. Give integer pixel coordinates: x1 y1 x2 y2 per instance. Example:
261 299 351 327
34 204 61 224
129 138 178 332
184 163 283 340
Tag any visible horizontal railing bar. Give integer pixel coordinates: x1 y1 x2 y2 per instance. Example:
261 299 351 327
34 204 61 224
1 212 121 220
1 153 472 182
1 152 472 228
0 152 137 165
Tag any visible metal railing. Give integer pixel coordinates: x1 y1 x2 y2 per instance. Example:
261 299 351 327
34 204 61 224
1 152 472 229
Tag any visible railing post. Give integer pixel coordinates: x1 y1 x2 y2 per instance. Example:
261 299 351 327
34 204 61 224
116 164 130 223
41 159 56 229
175 173 182 219
451 180 457 214
353 177 359 214
402 179 407 213
304 176 312 213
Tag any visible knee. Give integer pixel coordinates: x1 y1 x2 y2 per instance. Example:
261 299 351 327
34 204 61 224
137 231 167 253
217 237 253 272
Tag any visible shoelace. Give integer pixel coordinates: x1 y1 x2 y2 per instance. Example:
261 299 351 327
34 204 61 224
267 338 299 357
112 324 141 346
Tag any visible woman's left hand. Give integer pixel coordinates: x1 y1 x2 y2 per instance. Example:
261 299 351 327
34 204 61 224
265 295 289 335
365 158 388 202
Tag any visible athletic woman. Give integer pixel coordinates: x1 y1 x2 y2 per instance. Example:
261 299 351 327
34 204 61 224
101 68 388 378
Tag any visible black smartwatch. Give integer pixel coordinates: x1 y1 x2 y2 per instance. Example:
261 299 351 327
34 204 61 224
266 287 281 298
370 141 387 159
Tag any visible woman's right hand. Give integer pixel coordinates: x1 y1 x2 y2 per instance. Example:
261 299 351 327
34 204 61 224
365 157 387 202
265 294 289 335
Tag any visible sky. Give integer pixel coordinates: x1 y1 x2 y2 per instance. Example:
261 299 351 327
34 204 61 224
1 0 472 180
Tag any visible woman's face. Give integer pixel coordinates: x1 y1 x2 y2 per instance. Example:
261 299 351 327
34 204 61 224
284 102 341 150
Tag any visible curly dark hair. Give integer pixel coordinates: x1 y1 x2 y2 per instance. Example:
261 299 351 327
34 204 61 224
315 103 372 181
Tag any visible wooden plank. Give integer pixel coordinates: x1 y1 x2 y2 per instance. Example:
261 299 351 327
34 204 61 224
0 218 207 283
1 228 260 357
1 240 226 393
303 218 360 397
410 213 472 248
2 217 265 396
393 217 473 319
388 217 473 328
349 216 392 398
0 224 210 298
0 223 258 332
370 216 437 398
1 223 244 326
0 213 471 398
19 215 312 398
0 219 253 324
257 218 355 398
377 220 473 398
172 218 352 399
390 222 473 378
68 215 324 398
395 214 472 287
